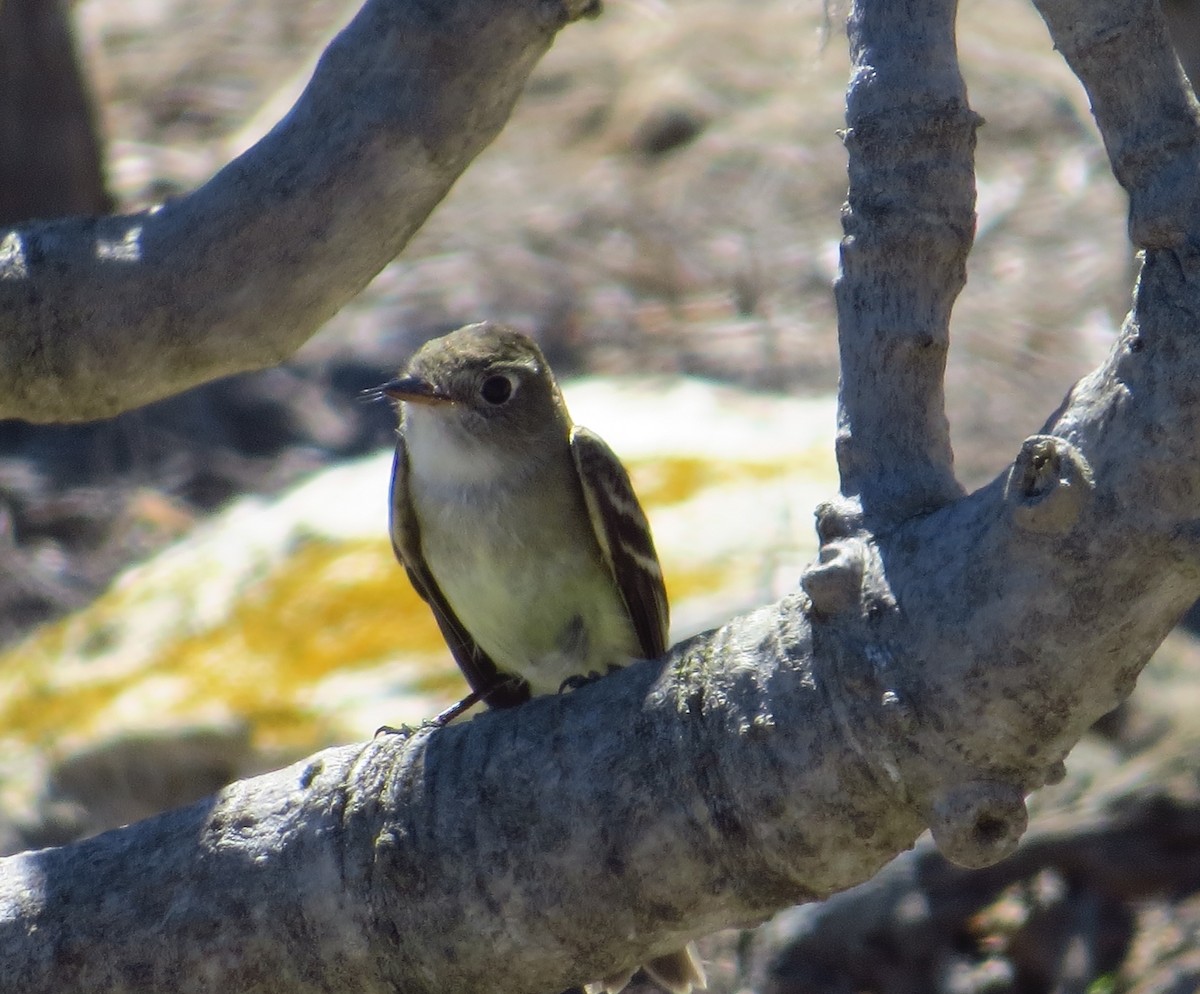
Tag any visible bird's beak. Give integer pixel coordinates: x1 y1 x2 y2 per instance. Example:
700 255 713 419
378 375 452 406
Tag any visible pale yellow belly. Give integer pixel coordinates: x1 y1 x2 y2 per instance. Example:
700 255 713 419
414 474 639 697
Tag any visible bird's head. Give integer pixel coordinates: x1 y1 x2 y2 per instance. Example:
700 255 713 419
380 322 570 465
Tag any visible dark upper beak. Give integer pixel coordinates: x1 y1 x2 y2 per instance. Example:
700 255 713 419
376 375 452 405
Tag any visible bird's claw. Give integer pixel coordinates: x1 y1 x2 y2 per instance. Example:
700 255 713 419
374 723 415 738
558 671 605 694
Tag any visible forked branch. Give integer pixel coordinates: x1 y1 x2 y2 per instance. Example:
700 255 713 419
2 0 1199 992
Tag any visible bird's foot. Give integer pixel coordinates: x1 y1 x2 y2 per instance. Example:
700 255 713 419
558 671 604 693
374 723 415 738
374 690 485 738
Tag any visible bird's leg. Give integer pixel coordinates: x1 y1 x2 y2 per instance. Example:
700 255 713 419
374 689 483 737
427 690 484 726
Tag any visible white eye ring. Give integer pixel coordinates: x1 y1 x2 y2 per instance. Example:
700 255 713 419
479 373 515 406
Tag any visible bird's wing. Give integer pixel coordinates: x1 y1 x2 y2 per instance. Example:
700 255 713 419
570 426 669 659
389 434 530 709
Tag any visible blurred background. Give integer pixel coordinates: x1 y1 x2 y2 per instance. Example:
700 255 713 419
3 0 1200 992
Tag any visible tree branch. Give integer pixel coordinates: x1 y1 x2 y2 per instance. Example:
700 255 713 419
3 640 847 994
1032 0 1200 251
4 0 1200 991
833 0 975 524
0 0 598 424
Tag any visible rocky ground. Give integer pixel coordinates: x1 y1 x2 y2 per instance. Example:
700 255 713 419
3 0 1198 991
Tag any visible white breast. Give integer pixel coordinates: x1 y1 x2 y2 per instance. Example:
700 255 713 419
404 406 511 488
404 409 639 695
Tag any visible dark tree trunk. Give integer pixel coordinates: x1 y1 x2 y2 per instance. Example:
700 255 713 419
0 0 111 225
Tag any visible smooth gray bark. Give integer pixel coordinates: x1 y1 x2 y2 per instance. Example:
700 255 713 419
0 0 598 423
3 0 1199 991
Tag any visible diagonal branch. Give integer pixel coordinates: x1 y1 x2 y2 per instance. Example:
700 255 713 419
0 0 598 425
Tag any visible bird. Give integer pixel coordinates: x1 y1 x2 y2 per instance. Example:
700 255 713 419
378 321 706 994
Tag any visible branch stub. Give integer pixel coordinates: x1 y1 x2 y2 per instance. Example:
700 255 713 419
814 496 865 543
801 538 866 617
1004 435 1094 534
929 780 1028 869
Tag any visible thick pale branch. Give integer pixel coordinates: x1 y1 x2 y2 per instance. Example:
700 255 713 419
4 376 1200 994
0 614 906 994
832 0 975 524
0 0 597 424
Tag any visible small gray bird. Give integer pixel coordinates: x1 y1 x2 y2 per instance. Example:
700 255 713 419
381 322 705 994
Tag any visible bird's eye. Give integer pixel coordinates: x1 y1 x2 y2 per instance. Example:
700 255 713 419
480 374 514 406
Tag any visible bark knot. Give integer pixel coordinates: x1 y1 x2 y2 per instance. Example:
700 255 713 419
1043 760 1067 786
929 780 1027 869
814 496 865 543
801 538 866 617
1004 435 1093 534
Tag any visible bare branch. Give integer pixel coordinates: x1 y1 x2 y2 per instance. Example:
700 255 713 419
0 0 598 424
833 0 975 524
4 0 1200 991
1032 0 1200 252
9 641 839 994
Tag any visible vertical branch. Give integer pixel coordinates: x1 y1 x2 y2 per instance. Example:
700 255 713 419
833 0 978 526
